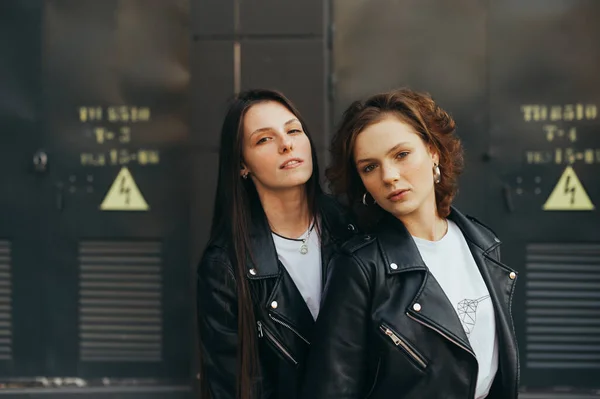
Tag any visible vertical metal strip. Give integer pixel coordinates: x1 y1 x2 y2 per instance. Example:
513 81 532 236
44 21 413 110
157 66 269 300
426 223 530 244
233 42 241 95
233 0 241 94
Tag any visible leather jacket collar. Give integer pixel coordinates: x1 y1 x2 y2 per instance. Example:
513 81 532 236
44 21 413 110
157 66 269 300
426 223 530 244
376 206 501 275
245 194 356 280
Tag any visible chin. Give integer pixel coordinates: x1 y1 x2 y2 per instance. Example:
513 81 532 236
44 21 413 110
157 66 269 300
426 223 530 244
277 173 312 189
387 202 419 218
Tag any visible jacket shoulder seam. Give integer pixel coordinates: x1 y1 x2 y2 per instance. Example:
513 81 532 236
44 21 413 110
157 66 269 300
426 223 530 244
199 247 236 281
341 234 376 254
466 214 499 239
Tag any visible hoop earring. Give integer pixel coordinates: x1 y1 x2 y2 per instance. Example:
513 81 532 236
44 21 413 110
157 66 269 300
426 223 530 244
362 192 376 206
433 164 441 184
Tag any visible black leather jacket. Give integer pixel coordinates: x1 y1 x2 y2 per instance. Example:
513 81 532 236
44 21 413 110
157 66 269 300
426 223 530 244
197 194 358 399
301 207 520 399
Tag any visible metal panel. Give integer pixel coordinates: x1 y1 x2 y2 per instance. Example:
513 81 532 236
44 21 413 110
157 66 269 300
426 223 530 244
190 153 220 268
20 0 192 382
240 0 324 36
332 0 488 216
192 0 234 36
78 241 163 363
190 40 234 150
241 40 327 150
0 242 12 362
488 0 600 391
525 243 600 369
0 0 46 378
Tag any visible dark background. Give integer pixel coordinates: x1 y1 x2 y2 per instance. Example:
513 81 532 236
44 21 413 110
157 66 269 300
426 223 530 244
0 0 599 397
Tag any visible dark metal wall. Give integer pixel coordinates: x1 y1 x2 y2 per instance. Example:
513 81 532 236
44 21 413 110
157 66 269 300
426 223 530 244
1 0 600 397
1 0 192 396
190 0 330 262
488 1 600 391
332 0 489 216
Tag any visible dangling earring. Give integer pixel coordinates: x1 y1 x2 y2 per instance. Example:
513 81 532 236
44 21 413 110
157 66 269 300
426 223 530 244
242 172 249 179
362 192 376 206
433 164 441 184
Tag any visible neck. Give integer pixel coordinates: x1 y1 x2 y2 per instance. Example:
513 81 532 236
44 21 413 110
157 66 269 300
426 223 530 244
258 186 312 239
397 199 447 241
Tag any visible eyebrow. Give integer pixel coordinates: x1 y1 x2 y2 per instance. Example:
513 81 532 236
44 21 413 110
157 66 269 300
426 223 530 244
250 118 300 137
356 142 410 165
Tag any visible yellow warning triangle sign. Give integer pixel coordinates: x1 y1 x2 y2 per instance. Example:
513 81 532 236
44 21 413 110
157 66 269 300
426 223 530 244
100 167 149 211
542 166 594 211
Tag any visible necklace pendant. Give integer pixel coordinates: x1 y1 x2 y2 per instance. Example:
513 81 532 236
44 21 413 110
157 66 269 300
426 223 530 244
300 243 308 255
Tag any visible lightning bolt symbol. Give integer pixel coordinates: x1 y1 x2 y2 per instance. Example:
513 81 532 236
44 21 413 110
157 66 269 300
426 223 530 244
119 176 131 205
564 175 576 205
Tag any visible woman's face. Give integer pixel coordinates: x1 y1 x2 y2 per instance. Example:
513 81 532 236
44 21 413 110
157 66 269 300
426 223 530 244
240 101 313 194
353 114 439 219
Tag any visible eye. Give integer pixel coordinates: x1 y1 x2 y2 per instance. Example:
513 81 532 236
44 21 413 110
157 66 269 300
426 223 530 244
396 151 409 159
256 137 271 145
288 128 302 134
362 164 376 173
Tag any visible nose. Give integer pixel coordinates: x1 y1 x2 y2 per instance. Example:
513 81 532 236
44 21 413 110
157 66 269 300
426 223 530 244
279 134 293 154
381 163 399 185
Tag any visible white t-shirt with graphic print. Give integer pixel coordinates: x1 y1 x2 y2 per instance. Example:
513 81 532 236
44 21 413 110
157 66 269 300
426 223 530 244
412 220 499 399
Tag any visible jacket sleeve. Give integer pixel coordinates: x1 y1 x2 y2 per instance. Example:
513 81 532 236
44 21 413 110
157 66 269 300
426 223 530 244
197 248 239 399
301 253 373 399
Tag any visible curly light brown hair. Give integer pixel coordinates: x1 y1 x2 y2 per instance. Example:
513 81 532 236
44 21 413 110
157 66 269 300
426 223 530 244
327 88 464 222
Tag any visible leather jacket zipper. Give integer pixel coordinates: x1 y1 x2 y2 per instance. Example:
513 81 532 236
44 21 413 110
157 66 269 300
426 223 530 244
379 324 427 369
269 313 310 344
257 321 298 366
406 312 476 359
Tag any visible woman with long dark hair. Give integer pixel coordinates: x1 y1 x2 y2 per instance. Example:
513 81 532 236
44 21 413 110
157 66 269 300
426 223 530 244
197 89 356 399
301 88 519 399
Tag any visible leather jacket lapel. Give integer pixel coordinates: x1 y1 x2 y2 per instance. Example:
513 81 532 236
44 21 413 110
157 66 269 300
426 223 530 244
407 272 474 355
246 203 281 279
267 270 315 343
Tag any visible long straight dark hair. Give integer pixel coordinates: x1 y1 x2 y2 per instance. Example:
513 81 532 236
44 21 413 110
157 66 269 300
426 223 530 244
207 89 322 399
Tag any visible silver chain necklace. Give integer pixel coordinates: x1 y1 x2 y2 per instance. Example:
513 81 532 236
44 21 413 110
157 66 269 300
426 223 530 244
271 220 315 255
299 224 314 255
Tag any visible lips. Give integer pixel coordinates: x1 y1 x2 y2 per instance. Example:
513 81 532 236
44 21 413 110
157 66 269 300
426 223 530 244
280 158 304 169
387 189 409 201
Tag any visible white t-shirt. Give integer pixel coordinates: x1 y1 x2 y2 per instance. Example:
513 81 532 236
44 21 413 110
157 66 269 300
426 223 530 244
412 220 498 399
272 225 322 320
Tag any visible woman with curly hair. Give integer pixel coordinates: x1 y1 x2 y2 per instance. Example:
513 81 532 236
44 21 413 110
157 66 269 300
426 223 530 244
300 88 520 399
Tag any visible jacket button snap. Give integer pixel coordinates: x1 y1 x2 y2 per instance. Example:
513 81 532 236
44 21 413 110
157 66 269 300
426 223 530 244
413 303 422 312
271 301 278 309
509 272 516 280
390 263 398 270
347 224 356 232
249 268 257 276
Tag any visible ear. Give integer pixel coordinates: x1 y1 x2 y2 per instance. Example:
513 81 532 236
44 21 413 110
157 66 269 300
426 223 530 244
240 163 249 177
428 144 440 165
